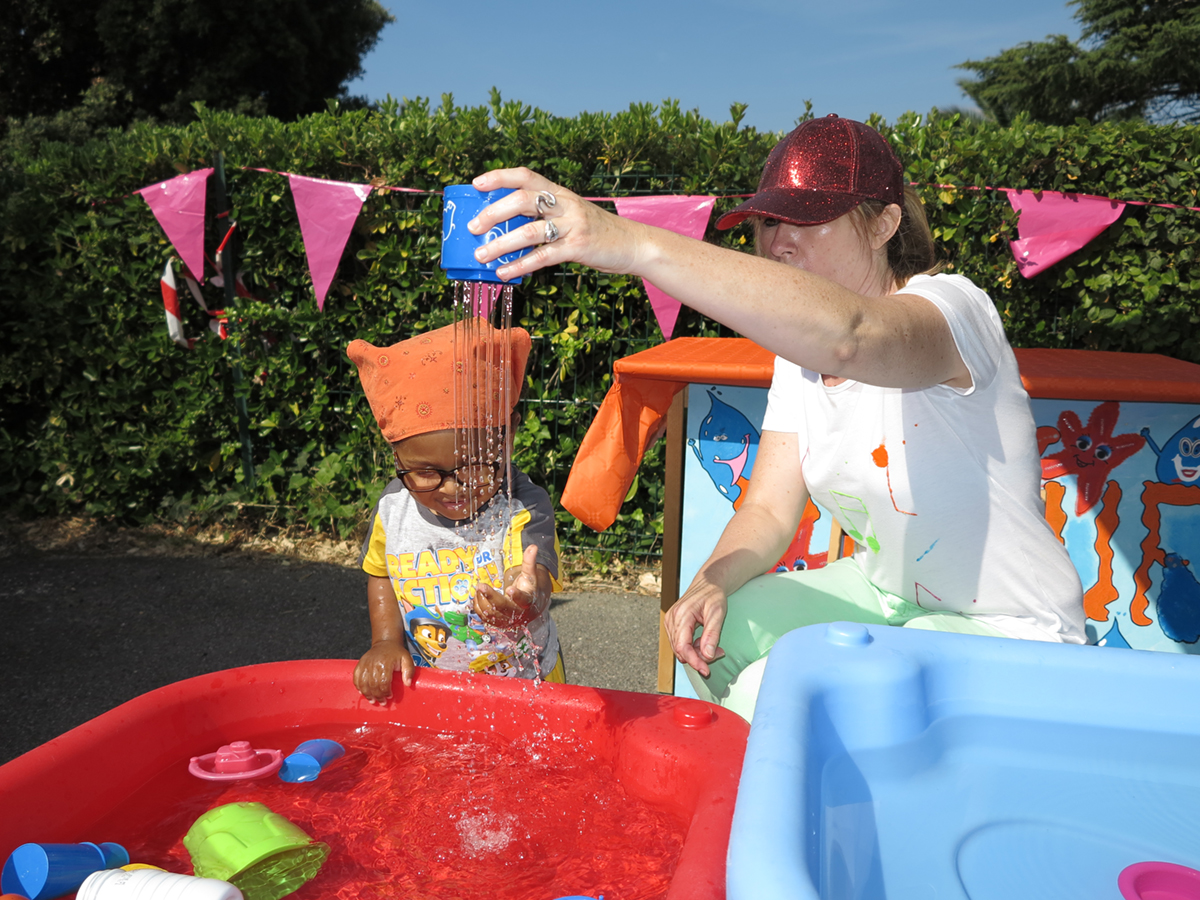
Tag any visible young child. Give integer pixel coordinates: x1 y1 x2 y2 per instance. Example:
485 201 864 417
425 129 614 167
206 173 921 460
346 320 563 702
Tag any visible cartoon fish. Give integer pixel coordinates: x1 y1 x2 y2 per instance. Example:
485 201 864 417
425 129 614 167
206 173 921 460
1157 552 1200 644
1141 415 1200 485
689 391 759 508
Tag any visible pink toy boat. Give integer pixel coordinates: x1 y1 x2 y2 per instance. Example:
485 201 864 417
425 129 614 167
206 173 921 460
1119 861 1200 900
188 740 282 781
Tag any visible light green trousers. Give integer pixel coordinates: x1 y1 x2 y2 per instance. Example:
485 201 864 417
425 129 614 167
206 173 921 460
686 558 1007 720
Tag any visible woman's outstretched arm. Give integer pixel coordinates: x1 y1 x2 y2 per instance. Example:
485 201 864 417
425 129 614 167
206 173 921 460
468 168 967 391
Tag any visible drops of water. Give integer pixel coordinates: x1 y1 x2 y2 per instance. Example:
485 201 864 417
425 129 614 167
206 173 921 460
449 279 545 678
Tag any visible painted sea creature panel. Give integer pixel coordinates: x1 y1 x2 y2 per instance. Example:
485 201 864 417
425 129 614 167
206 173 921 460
679 383 1200 655
1033 398 1200 653
680 384 836 604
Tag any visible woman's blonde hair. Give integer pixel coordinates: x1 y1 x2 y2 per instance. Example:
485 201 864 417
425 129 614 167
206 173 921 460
856 185 940 285
752 184 940 286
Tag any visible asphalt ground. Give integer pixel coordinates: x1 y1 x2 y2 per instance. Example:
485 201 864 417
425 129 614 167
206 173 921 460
0 550 661 766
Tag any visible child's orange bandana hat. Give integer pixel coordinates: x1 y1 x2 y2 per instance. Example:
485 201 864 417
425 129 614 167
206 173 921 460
347 319 532 443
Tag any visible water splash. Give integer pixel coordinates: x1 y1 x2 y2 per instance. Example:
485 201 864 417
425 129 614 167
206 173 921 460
449 279 544 677
456 809 519 858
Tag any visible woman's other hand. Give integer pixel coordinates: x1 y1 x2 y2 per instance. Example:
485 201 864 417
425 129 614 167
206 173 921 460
468 168 647 281
665 430 810 678
665 576 729 677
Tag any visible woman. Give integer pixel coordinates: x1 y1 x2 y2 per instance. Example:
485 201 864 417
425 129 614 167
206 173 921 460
468 114 1085 719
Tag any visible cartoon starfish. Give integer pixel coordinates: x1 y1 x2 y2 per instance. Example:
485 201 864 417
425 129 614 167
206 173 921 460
1041 401 1145 515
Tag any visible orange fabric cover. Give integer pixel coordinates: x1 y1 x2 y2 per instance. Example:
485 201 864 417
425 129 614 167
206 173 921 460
560 378 685 531
560 338 774 532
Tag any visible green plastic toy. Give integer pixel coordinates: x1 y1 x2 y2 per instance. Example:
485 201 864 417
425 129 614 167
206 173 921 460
183 802 329 900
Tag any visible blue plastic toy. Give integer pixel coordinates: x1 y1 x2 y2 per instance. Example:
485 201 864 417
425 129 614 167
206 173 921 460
440 186 532 284
2 842 128 900
278 739 345 783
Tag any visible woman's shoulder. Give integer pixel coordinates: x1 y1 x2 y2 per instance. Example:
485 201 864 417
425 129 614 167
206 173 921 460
903 272 1004 331
904 271 990 300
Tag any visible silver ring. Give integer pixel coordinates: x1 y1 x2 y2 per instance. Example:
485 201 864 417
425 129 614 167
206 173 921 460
534 190 557 217
543 219 560 243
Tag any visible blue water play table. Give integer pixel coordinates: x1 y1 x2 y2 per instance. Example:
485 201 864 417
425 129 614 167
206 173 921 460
727 623 1200 900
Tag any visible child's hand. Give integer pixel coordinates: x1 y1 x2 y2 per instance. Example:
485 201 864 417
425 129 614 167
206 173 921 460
353 639 414 703
475 545 543 628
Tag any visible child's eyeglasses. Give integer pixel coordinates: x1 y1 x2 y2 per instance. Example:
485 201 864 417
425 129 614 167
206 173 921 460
395 460 501 493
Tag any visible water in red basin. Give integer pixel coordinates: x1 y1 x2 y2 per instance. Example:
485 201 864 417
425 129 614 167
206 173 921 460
0 662 747 900
90 723 685 899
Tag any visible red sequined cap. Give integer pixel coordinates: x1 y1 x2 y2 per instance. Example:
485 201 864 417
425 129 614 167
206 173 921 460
716 114 904 229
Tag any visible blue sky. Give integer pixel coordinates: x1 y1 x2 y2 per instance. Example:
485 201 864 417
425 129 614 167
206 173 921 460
349 0 1082 134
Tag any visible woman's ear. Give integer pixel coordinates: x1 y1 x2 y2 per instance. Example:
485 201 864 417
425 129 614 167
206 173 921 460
871 203 903 250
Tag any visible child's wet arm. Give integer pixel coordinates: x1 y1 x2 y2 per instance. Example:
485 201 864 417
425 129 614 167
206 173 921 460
366 574 404 645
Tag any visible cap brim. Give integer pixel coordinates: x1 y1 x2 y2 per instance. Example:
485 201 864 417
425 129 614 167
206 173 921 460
715 189 866 230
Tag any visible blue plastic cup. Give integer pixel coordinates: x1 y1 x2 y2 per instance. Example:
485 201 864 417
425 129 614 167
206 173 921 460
278 739 345 783
1 841 126 900
85 843 129 870
440 186 532 284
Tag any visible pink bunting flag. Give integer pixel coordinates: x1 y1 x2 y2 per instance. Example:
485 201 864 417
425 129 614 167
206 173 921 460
614 196 716 339
1005 189 1125 278
138 169 213 284
288 174 373 310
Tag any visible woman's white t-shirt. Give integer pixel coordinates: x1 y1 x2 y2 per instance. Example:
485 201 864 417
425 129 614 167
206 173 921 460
762 273 1085 643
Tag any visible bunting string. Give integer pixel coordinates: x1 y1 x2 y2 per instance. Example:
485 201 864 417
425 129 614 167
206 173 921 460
131 163 1200 345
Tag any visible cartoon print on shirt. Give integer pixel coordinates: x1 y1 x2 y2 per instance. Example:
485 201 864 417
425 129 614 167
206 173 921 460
386 544 504 612
387 542 532 673
1141 415 1200 485
407 607 451 666
442 608 484 646
1040 401 1145 515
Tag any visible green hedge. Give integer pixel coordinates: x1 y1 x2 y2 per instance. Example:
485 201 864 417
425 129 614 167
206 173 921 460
2 97 1198 554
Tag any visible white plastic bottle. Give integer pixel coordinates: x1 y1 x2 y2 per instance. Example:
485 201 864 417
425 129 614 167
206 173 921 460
76 868 244 900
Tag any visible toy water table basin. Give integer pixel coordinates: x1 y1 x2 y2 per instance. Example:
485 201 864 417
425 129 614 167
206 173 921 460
0 661 747 900
727 622 1200 900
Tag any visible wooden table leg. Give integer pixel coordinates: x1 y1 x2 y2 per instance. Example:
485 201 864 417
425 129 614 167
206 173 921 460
657 388 686 694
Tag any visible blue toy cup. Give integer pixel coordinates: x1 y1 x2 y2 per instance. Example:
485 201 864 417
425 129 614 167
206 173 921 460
278 739 345 783
440 185 532 284
85 843 129 870
1 841 125 900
